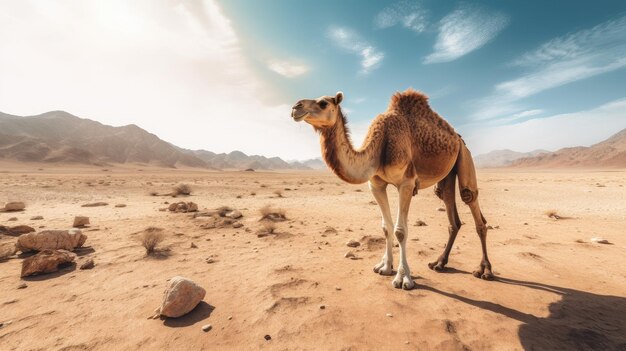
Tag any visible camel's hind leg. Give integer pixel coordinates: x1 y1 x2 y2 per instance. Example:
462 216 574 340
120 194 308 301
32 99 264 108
428 169 462 271
369 176 394 276
456 143 494 280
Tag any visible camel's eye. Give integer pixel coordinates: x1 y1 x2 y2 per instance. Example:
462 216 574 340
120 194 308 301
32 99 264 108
318 100 328 109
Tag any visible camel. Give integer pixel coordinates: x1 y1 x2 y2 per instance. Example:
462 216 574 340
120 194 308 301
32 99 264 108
291 89 493 290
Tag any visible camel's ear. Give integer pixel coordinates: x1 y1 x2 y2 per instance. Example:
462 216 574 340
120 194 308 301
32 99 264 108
334 91 344 105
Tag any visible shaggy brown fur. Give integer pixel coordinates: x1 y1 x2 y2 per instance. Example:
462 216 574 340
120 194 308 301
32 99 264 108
291 88 494 289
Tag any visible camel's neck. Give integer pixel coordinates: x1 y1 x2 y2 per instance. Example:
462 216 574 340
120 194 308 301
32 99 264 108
319 113 380 184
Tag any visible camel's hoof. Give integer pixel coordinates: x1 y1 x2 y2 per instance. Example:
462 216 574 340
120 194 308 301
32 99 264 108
481 272 494 280
472 265 494 280
373 261 393 276
393 275 414 290
428 261 446 272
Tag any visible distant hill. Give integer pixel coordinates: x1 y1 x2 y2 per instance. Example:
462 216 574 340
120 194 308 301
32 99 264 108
0 111 312 170
474 149 550 168
511 128 626 168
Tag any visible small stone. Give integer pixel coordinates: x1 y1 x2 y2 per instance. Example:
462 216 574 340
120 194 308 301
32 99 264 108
344 251 356 259
17 283 27 289
202 324 212 332
30 216 43 220
386 313 393 317
335 287 341 291
415 220 427 227
487 225 494 230
228 316 232 320
73 216 90 227
346 240 360 248
264 335 272 341
225 210 243 219
80 258 95 270
436 207 445 212
190 242 198 248
232 222 243 228
206 257 215 264
3 202 25 211
591 237 611 244
115 204 126 208
8 217 17 221
523 222 528 225
81 202 108 207
319 305 326 309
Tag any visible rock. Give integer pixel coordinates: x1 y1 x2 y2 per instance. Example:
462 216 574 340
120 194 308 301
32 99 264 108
264 335 272 341
436 207 445 212
386 313 393 317
17 283 27 289
0 225 36 236
80 258 95 270
415 220 427 227
168 202 198 213
319 305 326 309
206 257 215 264
344 251 356 259
8 217 17 221
81 202 108 207
20 249 76 277
591 237 612 244
225 210 242 219
228 315 232 320
156 276 206 318
16 229 87 252
202 324 212 332
73 216 90 228
30 216 44 220
115 204 126 208
190 242 198 249
3 202 25 212
0 243 17 260
168 203 179 211
232 222 243 228
346 239 360 248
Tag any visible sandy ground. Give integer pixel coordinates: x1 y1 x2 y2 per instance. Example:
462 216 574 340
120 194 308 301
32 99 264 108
0 163 625 350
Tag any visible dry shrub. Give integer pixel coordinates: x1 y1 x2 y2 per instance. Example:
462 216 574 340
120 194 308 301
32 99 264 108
273 189 283 198
545 210 563 220
141 227 165 255
259 204 287 222
173 183 192 196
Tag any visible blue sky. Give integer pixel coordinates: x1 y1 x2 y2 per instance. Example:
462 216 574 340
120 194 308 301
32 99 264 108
1 1 626 159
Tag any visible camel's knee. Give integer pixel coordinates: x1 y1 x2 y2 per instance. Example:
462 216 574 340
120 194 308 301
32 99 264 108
475 224 488 239
382 227 391 238
394 228 406 242
460 187 477 204
448 224 460 235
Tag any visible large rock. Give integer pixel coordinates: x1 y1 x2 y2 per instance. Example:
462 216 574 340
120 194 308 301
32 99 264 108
73 216 90 227
3 202 25 212
156 276 206 318
16 229 87 252
0 225 36 237
168 202 198 213
21 249 76 277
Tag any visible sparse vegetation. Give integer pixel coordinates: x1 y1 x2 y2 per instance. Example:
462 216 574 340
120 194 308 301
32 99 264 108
141 227 165 255
259 204 287 222
173 183 192 196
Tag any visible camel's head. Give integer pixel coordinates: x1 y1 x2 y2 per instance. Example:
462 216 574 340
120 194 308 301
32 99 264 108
291 92 344 129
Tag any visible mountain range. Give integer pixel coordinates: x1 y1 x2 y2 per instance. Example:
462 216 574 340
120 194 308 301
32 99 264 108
0 111 325 170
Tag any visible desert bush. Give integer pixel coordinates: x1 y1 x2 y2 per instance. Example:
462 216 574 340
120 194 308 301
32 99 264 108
141 227 165 255
259 204 287 222
173 183 192 196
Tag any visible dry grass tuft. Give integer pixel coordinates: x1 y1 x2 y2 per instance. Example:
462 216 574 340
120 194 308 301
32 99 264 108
259 204 287 222
141 227 165 255
173 183 192 196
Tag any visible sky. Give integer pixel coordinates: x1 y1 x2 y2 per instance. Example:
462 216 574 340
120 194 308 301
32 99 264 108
1 0 626 160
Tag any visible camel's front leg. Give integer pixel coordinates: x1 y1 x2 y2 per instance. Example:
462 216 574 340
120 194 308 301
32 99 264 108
369 177 394 276
392 181 416 290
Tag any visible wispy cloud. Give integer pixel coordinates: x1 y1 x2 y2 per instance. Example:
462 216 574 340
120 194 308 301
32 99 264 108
424 4 508 64
267 59 309 78
463 97 626 155
374 1 428 34
472 15 626 121
327 26 384 74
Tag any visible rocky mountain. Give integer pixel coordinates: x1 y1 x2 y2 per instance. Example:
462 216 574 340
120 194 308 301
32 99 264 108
511 128 626 168
474 149 550 168
0 111 312 170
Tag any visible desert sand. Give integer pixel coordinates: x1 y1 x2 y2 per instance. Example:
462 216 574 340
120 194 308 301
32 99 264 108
1 163 625 350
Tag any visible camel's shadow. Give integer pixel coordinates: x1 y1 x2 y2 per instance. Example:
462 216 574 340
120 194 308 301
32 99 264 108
418 272 626 350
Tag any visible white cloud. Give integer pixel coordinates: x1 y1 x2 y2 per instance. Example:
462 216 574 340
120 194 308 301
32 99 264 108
512 109 543 119
462 98 626 155
0 0 321 160
472 15 626 121
424 4 508 64
268 59 309 78
327 26 384 74
374 1 428 33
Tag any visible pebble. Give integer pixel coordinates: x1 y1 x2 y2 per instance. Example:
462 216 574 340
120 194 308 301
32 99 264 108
344 251 356 259
264 335 272 341
190 242 198 248
8 217 17 221
228 316 232 320
436 207 445 212
346 240 360 248
386 313 393 317
17 283 27 289
30 216 43 220
319 305 326 310
202 324 212 332
591 237 611 244
335 287 342 291
206 257 215 264
80 258 95 270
